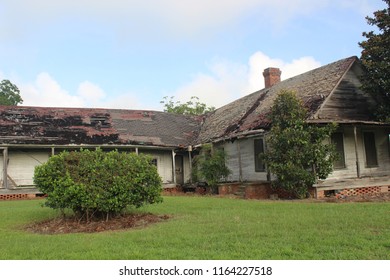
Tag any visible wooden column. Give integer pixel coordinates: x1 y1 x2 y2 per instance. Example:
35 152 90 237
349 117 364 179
188 146 192 184
2 148 8 189
135 147 139 155
172 150 176 184
354 126 361 178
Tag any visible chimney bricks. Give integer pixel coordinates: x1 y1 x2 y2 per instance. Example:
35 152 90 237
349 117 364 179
263 67 281 88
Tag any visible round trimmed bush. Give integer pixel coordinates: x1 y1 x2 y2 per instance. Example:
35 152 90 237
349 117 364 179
34 149 163 221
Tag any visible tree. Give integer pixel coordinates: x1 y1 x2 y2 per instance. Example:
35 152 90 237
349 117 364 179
359 0 390 122
262 90 337 198
34 149 163 222
0 79 23 105
160 96 215 115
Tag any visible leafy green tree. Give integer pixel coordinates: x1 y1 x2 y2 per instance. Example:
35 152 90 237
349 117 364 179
160 96 215 115
0 79 23 105
192 144 231 193
34 149 163 222
262 90 337 198
359 0 390 121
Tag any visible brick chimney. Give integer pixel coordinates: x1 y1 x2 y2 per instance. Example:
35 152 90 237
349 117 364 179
263 67 281 88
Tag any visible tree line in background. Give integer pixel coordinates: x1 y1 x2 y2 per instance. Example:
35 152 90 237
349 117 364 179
0 79 23 106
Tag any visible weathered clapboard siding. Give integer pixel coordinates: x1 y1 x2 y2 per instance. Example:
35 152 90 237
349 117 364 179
0 148 185 187
0 150 50 186
318 126 390 181
223 138 268 182
359 127 390 177
317 64 376 121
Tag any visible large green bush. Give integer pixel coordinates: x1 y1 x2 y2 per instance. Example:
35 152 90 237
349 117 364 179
192 144 231 193
34 149 163 221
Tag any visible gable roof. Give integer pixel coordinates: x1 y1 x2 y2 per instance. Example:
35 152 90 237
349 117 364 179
0 106 201 148
197 56 382 144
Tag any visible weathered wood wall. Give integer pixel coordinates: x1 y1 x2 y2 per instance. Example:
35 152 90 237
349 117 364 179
0 150 50 187
222 138 268 182
317 63 377 121
329 126 390 180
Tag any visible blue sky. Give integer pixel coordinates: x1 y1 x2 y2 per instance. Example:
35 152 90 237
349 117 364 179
0 0 386 110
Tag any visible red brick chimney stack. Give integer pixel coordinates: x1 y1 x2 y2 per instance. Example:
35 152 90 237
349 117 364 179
263 67 281 88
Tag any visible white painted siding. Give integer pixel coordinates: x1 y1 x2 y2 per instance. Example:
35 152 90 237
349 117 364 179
140 150 174 183
0 150 50 186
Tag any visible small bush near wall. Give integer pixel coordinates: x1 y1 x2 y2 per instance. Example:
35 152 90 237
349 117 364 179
34 149 162 222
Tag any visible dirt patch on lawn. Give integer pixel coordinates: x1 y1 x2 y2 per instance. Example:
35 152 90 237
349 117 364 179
26 213 170 235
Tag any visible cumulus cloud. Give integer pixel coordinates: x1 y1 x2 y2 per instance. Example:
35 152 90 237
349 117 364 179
17 72 141 109
77 81 106 107
171 52 322 108
20 73 84 108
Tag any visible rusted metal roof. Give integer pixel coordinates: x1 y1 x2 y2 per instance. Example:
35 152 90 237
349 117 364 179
0 106 201 147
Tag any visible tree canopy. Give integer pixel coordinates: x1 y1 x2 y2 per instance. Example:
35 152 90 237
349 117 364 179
0 79 23 106
359 0 390 122
262 90 337 198
160 96 215 115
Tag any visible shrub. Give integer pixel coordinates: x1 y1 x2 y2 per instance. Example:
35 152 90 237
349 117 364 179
34 149 163 221
192 144 231 193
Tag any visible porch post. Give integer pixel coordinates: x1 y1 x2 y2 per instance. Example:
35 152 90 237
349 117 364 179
2 148 8 189
188 146 192 183
353 126 361 178
237 141 243 182
172 149 177 184
135 147 139 155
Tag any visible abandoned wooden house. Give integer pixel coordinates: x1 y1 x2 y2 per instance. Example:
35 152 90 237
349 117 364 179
0 55 389 200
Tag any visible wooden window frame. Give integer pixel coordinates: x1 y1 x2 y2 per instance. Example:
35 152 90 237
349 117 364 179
254 138 266 172
331 132 346 169
363 131 378 168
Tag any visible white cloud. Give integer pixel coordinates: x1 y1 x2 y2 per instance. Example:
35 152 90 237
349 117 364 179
18 73 142 109
171 51 322 108
77 81 106 106
20 73 84 108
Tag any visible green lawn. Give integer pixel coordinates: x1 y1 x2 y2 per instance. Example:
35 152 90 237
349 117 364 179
0 196 390 260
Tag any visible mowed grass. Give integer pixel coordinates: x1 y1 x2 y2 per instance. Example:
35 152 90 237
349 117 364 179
0 196 390 260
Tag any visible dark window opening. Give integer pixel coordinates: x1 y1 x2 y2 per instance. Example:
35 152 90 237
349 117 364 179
151 158 158 167
331 132 346 169
363 132 378 167
254 139 265 172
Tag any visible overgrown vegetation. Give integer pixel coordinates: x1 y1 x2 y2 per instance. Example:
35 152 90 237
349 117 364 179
192 144 231 193
34 149 163 222
160 96 215 115
263 90 338 198
359 0 390 122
